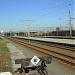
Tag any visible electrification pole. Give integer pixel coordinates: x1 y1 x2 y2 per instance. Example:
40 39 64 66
24 20 34 37
69 10 72 38
69 10 75 38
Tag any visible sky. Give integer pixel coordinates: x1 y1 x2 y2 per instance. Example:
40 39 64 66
0 0 74 32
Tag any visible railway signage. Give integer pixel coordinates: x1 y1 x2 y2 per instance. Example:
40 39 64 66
30 56 40 66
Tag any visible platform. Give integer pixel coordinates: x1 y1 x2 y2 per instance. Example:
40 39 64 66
11 36 75 47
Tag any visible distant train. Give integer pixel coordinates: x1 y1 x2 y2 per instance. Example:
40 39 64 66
5 30 75 37
34 30 75 37
50 30 75 36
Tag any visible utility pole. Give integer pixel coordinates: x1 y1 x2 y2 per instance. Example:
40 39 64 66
69 10 75 38
44 24 46 38
25 20 34 37
69 10 72 38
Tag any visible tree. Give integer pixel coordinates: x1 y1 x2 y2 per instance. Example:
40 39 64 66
56 26 60 36
56 26 60 31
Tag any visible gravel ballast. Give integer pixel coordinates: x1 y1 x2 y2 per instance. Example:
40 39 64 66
7 43 26 71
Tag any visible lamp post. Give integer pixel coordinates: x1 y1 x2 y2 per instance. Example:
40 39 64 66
27 24 30 43
44 24 46 38
28 25 30 37
66 26 67 37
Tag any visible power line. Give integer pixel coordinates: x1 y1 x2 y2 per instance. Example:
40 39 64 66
32 0 73 21
16 0 73 25
15 0 73 31
34 3 71 21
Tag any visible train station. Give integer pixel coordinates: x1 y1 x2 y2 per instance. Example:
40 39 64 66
0 0 75 75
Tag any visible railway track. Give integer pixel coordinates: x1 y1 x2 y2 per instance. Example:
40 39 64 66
23 39 75 51
6 37 75 67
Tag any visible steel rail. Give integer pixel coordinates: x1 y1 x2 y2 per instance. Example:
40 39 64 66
6 37 75 66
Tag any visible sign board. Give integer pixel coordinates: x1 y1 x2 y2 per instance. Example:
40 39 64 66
30 56 40 66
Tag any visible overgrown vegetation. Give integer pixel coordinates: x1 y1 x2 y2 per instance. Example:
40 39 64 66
0 37 12 72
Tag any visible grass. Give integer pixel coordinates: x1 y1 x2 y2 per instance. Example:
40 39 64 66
0 38 12 72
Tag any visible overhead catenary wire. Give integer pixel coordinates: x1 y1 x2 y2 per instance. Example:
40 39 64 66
33 2 73 21
31 0 73 19
16 0 73 24
15 0 73 32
